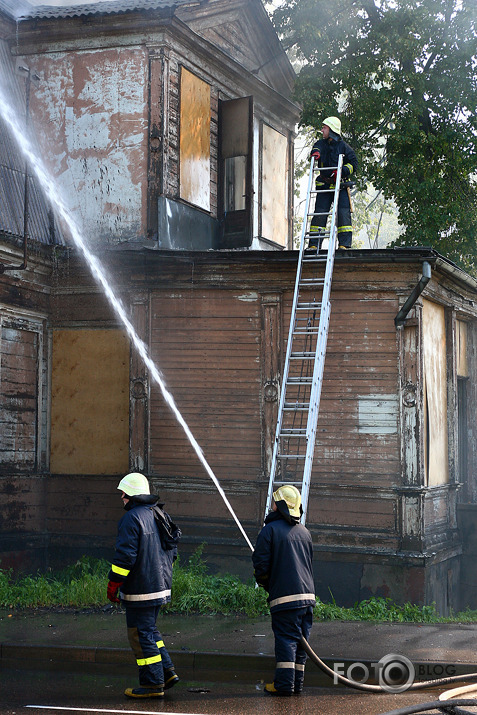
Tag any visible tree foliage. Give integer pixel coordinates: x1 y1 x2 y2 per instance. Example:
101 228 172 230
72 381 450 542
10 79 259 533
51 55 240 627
273 0 477 272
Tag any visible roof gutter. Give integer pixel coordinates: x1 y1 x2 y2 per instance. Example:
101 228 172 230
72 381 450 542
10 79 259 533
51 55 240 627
394 261 432 328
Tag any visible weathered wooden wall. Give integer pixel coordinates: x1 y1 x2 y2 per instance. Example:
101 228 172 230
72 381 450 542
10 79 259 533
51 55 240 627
42 250 477 612
0 251 51 570
1 243 477 611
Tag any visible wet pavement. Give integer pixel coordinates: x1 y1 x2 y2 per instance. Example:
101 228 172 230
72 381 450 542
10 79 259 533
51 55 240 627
1 664 476 715
2 608 477 713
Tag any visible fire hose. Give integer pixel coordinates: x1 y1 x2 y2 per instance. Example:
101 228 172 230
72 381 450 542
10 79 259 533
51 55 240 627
300 636 477 713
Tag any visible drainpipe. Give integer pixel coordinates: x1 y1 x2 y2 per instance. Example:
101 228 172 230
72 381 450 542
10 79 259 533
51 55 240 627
394 261 432 328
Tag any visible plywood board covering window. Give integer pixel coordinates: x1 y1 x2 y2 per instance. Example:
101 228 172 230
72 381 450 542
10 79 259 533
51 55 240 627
457 320 468 378
50 329 129 474
180 68 211 211
422 299 448 486
261 124 288 246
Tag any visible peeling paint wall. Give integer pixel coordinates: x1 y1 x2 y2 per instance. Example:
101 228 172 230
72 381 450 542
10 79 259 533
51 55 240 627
29 47 148 244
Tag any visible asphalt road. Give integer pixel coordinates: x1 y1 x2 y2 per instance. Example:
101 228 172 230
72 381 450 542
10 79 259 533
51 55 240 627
2 665 477 715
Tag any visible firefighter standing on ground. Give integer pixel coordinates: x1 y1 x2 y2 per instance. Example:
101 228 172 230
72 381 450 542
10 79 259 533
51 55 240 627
107 472 181 699
309 116 358 250
253 485 315 696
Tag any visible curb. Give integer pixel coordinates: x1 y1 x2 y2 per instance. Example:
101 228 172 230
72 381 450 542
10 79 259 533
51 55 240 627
3 643 477 689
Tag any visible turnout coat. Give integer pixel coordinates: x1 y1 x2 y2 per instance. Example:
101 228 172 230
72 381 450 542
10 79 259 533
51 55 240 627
252 511 315 613
109 494 180 607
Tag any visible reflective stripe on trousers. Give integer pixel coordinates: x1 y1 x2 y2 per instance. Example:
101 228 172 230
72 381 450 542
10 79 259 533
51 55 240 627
126 605 174 687
271 606 314 694
310 188 352 248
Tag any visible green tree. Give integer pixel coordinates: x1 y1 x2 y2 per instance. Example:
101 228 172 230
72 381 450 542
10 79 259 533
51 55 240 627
273 0 477 272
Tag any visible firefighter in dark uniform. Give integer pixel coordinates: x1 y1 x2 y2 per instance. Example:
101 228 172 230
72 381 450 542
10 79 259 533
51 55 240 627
253 485 315 696
309 116 358 250
107 472 181 699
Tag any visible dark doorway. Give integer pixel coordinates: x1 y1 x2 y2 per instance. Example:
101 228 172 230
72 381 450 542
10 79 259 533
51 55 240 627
218 97 253 248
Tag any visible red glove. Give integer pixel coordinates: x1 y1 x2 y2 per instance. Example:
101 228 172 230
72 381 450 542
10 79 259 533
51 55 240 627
310 150 320 159
107 580 122 603
330 170 338 181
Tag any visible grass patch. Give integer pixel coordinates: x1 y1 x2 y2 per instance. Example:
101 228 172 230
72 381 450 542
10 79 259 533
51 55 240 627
0 551 475 623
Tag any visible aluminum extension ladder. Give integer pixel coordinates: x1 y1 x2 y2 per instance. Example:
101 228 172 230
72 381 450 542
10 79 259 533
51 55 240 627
264 153 344 524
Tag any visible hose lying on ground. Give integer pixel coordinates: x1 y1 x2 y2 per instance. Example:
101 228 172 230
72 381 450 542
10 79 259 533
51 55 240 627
376 700 477 715
300 635 477 693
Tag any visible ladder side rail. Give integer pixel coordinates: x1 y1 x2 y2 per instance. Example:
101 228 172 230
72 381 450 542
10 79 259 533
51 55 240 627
264 157 317 518
300 300 331 522
301 155 344 521
322 154 343 299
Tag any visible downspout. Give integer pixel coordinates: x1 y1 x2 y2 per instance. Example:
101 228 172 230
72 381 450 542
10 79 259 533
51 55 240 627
394 261 431 328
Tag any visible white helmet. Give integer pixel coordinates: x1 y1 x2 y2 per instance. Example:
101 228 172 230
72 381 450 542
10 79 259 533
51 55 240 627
117 472 150 497
273 484 301 518
323 116 341 136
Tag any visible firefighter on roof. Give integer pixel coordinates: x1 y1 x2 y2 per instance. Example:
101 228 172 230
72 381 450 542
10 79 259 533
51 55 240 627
309 116 358 250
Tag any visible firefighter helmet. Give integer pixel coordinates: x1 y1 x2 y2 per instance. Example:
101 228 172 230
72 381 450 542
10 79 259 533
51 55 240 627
273 484 301 518
323 116 341 136
117 472 150 497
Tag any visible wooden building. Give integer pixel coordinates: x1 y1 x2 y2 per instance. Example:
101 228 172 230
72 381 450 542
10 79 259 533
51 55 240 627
1 1 477 615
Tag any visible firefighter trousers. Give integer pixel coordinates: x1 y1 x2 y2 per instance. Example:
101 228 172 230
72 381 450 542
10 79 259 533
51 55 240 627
126 605 175 687
271 605 314 693
310 187 352 248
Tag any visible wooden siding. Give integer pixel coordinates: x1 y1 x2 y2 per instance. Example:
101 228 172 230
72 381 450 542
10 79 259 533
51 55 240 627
0 322 39 471
148 289 262 483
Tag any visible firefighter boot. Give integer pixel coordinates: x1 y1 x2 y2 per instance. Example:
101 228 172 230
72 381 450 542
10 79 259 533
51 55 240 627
164 668 180 690
264 682 293 697
124 685 164 698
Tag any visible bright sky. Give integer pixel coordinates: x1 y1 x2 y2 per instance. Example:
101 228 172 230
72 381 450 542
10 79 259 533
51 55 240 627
16 0 285 6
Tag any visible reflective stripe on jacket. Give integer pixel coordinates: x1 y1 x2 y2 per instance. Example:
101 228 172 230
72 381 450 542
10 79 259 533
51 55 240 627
252 511 315 613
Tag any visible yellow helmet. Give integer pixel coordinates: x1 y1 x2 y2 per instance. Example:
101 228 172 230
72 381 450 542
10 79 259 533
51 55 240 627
273 484 301 518
117 472 150 497
323 116 341 136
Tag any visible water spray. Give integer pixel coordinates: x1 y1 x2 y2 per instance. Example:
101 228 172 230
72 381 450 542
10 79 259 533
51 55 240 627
0 83 254 553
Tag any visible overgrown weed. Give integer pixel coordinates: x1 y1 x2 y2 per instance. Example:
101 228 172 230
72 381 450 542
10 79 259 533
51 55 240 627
0 552 474 623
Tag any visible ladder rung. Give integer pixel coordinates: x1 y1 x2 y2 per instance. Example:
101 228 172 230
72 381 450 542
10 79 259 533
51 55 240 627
293 328 320 334
296 305 322 311
280 429 307 436
290 354 315 359
273 482 303 487
299 279 325 286
302 256 327 262
287 379 313 385
284 406 309 411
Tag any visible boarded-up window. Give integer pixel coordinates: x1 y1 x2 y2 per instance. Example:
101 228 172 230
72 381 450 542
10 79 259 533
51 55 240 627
423 299 448 486
180 68 210 211
457 320 468 378
50 329 129 474
261 123 288 246
0 323 39 471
